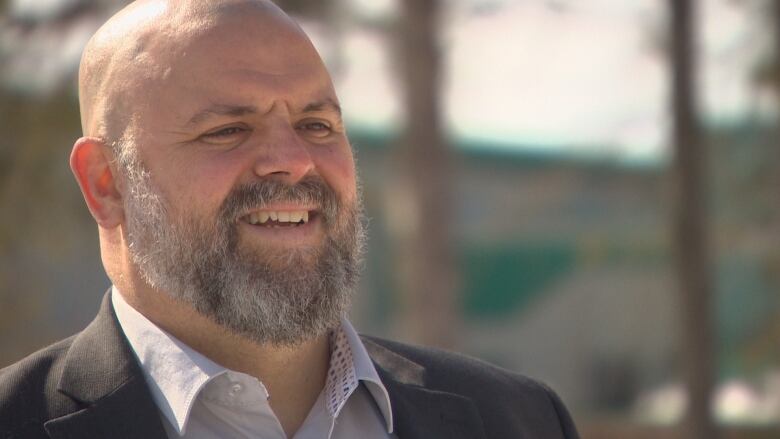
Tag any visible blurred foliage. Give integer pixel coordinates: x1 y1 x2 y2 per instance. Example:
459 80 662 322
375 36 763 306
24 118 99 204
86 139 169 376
0 86 91 363
0 89 87 254
708 120 780 376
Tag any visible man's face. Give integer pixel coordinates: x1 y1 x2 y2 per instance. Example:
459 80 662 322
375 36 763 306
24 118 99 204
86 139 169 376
117 9 364 345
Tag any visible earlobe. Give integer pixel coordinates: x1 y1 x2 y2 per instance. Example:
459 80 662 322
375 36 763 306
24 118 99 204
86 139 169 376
70 137 124 228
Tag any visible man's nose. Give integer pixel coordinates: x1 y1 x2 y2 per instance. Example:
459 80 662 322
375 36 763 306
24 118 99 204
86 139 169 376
251 121 315 184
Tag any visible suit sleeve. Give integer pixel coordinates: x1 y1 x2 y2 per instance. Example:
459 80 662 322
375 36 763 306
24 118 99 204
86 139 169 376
543 384 581 439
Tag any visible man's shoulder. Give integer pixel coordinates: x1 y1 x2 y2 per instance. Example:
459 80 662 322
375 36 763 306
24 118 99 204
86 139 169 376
361 335 579 438
361 334 551 393
0 335 82 438
361 335 547 382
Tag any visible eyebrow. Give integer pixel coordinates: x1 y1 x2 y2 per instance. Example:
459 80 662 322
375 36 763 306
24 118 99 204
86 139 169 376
184 99 342 128
185 104 259 127
302 99 342 116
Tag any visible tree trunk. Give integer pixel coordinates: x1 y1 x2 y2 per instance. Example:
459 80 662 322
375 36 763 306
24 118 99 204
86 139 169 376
771 0 780 292
668 1 719 438
392 0 459 348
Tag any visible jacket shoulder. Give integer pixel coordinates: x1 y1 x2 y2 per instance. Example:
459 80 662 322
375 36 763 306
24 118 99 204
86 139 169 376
362 335 551 392
0 336 81 438
362 335 579 438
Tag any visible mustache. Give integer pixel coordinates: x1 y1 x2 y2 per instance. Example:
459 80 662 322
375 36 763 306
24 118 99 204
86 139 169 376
219 176 340 225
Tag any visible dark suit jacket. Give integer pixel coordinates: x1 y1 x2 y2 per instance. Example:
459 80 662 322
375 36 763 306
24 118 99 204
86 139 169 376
0 293 579 438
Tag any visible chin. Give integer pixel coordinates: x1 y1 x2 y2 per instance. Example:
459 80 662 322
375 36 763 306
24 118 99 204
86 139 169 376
239 242 322 270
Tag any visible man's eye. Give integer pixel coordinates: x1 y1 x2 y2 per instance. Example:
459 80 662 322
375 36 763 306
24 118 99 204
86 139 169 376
297 121 332 137
203 126 246 138
198 126 250 145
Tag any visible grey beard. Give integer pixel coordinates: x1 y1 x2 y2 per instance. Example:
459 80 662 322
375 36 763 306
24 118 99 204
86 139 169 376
123 161 365 347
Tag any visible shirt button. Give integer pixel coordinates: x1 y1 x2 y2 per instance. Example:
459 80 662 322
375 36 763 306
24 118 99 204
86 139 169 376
228 382 244 397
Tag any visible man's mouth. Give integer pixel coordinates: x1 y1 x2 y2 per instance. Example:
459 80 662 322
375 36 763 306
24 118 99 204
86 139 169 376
240 209 314 227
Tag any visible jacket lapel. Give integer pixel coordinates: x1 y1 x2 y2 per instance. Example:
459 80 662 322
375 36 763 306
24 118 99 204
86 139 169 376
42 295 486 439
43 292 167 439
362 338 487 439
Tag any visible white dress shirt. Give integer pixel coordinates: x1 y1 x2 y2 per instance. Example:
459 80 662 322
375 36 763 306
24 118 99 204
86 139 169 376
111 288 396 439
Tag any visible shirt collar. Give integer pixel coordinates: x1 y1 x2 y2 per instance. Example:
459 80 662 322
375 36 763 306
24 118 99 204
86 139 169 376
112 287 226 435
111 287 394 435
338 317 394 433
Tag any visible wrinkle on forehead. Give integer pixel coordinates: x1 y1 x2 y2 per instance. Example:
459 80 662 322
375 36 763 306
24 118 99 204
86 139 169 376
78 0 306 142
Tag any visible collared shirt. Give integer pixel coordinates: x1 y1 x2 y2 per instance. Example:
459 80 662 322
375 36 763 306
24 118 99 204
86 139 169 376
111 288 395 439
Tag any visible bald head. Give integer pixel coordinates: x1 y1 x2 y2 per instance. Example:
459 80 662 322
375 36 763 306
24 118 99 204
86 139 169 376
78 0 313 145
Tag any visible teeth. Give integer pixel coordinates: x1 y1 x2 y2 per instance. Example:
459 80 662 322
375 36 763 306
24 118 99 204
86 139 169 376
246 210 310 225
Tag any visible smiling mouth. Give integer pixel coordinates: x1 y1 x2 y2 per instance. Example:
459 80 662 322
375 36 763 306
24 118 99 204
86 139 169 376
240 209 314 227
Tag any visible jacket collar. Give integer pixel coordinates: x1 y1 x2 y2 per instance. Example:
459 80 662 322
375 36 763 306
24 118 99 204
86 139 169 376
43 291 168 439
362 337 487 439
42 291 486 439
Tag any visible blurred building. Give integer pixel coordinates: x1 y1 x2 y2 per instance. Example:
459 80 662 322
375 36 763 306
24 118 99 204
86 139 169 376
348 123 778 416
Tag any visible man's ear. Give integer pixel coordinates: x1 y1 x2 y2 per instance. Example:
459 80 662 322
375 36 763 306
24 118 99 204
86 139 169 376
70 137 124 228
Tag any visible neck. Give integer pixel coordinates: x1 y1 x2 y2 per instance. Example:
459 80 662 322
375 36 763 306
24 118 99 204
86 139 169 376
117 284 330 437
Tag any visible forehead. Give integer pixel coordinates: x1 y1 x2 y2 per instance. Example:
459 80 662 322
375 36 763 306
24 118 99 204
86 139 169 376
130 8 337 125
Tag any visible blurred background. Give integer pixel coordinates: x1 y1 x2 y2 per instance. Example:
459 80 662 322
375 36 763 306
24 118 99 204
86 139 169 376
0 0 778 437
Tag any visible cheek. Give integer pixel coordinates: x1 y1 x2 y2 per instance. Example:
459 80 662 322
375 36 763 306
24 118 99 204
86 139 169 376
149 154 239 217
311 144 357 201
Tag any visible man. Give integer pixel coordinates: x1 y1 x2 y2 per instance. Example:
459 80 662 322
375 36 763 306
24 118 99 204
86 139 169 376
0 0 579 438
